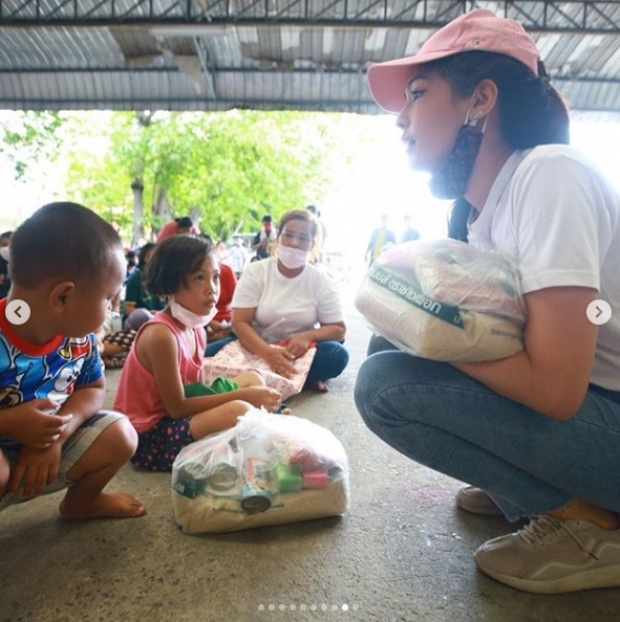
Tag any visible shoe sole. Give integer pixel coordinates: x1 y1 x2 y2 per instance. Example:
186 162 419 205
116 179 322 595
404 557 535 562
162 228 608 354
456 501 504 516
476 561 620 594
455 493 504 517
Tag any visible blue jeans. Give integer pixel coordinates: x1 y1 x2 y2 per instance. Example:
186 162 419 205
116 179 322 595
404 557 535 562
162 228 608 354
355 336 620 521
205 335 236 357
305 340 349 386
205 336 349 385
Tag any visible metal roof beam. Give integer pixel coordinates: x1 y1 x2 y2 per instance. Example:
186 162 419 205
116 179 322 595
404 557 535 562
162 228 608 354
0 88 615 112
1 1 620 33
0 94 377 110
0 64 616 89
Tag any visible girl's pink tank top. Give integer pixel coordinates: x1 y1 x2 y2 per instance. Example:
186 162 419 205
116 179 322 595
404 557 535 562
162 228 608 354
113 311 206 433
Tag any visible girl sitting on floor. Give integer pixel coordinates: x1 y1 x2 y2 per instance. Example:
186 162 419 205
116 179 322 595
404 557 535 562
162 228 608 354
114 235 286 472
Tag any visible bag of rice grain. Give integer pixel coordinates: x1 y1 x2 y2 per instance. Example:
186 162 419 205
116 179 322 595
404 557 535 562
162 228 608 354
355 239 525 362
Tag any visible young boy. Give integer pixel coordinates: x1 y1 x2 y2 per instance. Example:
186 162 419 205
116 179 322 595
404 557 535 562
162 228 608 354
0 202 145 519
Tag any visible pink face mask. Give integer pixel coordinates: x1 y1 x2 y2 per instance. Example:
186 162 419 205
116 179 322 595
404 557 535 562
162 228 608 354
169 299 217 329
276 245 310 270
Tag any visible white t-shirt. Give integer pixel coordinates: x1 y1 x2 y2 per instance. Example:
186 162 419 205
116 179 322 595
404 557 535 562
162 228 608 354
468 144 620 390
232 257 344 343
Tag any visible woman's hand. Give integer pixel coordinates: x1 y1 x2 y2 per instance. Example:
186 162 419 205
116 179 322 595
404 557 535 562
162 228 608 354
263 345 296 378
282 335 313 359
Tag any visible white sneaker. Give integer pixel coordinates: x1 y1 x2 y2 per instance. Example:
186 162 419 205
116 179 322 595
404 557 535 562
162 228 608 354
455 486 503 516
474 515 620 593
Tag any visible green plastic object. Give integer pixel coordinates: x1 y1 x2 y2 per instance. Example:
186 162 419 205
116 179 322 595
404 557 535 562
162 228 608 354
184 377 239 398
275 463 303 492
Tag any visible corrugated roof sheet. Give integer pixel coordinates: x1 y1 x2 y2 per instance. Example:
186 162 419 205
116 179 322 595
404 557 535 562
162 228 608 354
0 1 620 114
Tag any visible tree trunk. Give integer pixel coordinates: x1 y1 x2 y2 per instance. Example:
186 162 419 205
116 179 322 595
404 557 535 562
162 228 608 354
130 111 154 245
131 179 145 245
153 187 170 239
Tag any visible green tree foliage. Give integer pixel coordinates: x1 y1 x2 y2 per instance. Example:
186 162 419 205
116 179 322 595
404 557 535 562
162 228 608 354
1 109 383 246
64 110 335 244
0 111 65 180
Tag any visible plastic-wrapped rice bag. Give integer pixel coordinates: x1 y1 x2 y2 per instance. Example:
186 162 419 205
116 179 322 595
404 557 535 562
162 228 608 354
355 239 525 362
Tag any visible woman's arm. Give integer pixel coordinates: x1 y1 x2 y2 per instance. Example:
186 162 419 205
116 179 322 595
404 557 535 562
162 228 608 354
233 308 278 357
284 322 346 358
293 322 345 344
233 308 296 374
454 286 598 420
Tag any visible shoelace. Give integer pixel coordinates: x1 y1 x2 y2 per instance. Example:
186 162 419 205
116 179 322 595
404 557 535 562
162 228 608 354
517 516 599 560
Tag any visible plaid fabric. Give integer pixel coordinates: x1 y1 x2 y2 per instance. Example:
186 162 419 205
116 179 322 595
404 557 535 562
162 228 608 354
103 329 137 350
0 411 125 511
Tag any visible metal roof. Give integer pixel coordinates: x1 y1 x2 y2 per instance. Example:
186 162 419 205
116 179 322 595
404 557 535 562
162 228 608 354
2 1 620 112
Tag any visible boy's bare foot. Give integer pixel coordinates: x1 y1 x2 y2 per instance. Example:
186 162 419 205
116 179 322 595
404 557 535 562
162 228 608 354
59 492 146 520
308 380 329 393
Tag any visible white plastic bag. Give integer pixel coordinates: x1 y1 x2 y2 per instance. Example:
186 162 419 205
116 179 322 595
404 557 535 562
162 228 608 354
355 239 526 362
171 409 349 533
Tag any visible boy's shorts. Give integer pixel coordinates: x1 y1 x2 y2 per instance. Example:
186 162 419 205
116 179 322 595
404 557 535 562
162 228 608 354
0 410 126 511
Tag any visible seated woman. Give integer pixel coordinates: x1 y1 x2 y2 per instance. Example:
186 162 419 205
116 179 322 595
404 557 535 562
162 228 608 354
123 242 166 331
230 209 349 392
156 216 200 243
205 261 237 356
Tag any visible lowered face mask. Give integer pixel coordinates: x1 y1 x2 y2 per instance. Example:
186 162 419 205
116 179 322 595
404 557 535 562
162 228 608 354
169 298 217 329
276 245 310 270
429 111 485 200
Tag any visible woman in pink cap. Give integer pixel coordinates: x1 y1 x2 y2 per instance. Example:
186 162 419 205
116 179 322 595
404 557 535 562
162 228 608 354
356 9 620 594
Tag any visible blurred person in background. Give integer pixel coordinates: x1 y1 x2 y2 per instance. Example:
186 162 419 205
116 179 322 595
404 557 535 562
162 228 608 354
252 215 278 260
156 216 199 244
0 231 12 299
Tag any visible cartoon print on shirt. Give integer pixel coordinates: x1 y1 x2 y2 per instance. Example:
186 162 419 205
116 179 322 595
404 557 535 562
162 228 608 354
48 358 85 402
0 336 93 409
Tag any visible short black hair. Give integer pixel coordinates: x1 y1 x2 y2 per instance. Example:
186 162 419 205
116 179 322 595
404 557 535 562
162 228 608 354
145 235 214 297
176 216 193 229
0 231 12 244
125 249 137 268
10 202 122 288
137 242 156 270
262 215 274 223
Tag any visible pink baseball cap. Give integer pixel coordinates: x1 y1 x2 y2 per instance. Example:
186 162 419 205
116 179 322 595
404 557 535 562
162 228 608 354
367 9 541 113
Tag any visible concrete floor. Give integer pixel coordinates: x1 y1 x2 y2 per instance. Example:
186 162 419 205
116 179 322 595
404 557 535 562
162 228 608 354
2 283 620 622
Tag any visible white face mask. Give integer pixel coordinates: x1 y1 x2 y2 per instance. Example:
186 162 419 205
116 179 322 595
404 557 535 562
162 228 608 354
0 247 9 262
276 245 310 270
169 298 217 329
